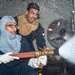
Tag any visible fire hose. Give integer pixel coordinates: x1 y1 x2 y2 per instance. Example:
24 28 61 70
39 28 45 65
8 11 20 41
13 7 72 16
10 50 55 58
10 49 58 68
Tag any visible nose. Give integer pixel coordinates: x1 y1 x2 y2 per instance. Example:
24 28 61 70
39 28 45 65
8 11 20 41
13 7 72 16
13 26 16 32
34 14 38 19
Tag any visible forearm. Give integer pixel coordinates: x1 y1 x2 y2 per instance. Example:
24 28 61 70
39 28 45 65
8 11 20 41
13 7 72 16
36 24 46 48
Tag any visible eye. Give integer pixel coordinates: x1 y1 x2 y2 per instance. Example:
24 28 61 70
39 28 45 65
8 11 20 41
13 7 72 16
6 25 17 28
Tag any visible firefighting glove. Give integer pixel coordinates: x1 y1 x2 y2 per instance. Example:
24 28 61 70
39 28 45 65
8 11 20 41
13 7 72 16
28 55 47 68
0 52 19 64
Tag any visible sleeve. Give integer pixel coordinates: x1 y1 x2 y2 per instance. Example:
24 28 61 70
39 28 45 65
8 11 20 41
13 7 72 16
36 23 46 48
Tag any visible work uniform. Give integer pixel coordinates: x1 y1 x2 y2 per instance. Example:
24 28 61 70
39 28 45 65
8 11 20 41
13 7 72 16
15 15 46 51
0 37 38 75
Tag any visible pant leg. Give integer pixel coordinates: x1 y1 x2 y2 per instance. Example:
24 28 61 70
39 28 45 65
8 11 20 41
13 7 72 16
0 64 21 75
20 62 38 75
0 62 38 75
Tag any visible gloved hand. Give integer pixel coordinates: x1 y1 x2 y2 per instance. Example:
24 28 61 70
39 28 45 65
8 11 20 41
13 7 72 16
0 52 19 64
38 55 47 68
28 55 47 68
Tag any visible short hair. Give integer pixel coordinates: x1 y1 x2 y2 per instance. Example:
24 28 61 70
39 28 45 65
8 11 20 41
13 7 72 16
27 2 40 11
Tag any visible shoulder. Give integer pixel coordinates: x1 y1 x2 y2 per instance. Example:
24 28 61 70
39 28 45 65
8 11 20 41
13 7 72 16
17 14 24 20
38 23 43 29
14 14 24 20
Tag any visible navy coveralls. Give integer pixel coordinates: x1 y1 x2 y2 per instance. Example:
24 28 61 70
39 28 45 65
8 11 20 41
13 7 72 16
0 37 38 75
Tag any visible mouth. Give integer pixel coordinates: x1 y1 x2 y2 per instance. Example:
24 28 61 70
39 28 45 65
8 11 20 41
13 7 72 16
12 32 16 34
31 18 36 22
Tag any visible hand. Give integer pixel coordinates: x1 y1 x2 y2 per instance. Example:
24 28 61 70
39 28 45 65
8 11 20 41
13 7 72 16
0 52 19 64
43 46 50 50
28 55 47 68
38 55 47 66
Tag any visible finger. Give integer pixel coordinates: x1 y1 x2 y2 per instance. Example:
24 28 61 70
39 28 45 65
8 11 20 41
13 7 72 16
45 48 50 50
6 52 13 55
12 56 19 59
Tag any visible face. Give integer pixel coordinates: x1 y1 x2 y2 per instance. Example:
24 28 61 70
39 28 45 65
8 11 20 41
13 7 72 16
5 22 17 34
26 8 39 23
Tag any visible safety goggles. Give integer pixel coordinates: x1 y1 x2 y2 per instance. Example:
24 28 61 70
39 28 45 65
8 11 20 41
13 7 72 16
6 25 18 29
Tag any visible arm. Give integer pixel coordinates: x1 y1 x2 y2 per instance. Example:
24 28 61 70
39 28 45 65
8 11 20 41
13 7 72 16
36 24 50 50
36 24 46 49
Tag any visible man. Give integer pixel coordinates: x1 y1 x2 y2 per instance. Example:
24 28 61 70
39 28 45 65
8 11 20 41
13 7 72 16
0 16 47 75
15 2 50 51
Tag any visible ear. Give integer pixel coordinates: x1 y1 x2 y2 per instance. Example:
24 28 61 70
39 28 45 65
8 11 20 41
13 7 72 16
26 10 28 15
